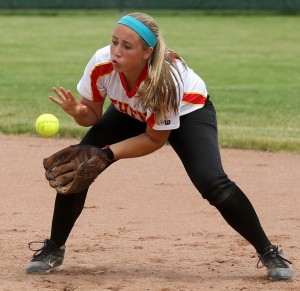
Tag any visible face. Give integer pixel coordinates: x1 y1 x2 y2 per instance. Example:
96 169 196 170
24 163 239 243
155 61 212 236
110 24 153 76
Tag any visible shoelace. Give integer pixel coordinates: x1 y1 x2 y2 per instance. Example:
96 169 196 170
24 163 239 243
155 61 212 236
28 240 56 259
257 246 292 269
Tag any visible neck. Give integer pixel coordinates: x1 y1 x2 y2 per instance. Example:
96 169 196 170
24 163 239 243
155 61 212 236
122 63 148 91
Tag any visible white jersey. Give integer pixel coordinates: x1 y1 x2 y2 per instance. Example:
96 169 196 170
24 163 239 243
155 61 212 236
77 45 208 130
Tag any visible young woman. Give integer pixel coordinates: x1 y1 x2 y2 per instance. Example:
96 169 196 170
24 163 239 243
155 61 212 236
26 12 293 280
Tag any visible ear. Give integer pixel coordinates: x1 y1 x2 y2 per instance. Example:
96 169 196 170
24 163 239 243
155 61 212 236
143 47 154 60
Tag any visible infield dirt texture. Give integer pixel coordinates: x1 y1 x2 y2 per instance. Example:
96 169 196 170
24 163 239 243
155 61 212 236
0 134 299 290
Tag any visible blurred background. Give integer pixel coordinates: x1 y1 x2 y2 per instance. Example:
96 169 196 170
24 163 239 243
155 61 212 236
0 1 299 152
1 0 300 11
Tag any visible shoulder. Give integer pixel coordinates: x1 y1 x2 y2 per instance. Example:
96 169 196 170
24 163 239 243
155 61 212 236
175 59 205 83
91 45 111 64
83 45 114 76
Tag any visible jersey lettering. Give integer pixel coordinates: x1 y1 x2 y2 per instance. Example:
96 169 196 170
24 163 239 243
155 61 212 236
110 98 147 122
118 101 129 113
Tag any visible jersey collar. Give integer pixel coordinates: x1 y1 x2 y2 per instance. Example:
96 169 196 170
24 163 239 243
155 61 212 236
119 64 148 98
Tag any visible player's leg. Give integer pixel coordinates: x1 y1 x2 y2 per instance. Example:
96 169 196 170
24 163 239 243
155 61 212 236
168 98 293 280
26 105 146 274
49 104 146 245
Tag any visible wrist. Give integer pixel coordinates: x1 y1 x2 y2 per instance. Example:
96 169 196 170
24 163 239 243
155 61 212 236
101 145 115 162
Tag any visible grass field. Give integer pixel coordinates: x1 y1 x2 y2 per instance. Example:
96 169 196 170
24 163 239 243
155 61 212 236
0 10 299 152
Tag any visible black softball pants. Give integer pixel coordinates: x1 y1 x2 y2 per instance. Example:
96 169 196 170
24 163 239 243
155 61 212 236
50 99 271 254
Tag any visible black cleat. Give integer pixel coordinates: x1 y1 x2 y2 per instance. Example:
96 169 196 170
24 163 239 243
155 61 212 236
257 245 293 280
26 239 65 274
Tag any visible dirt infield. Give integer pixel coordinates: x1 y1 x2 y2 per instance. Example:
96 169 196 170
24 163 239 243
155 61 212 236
0 134 299 291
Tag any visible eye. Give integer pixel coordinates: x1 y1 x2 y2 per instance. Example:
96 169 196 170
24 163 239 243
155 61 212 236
111 39 118 46
124 44 132 50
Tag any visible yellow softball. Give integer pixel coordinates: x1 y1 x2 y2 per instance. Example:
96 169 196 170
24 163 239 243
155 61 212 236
35 114 59 137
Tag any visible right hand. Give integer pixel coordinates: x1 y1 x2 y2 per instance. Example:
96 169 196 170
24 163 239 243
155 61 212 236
49 87 83 117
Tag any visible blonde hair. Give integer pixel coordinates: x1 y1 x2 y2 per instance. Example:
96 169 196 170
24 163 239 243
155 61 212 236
128 12 182 124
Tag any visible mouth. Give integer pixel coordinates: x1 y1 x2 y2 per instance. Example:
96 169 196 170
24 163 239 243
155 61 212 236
111 59 122 72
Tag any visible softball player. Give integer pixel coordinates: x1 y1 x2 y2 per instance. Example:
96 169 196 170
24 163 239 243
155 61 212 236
26 12 293 280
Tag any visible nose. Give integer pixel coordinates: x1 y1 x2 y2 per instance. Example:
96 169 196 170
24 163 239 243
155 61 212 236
113 44 122 57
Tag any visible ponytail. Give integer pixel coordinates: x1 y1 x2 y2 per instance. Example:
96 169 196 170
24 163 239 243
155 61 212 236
129 13 182 124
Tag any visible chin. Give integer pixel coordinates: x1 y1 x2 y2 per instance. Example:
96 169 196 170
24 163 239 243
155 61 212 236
112 64 122 72
115 68 122 73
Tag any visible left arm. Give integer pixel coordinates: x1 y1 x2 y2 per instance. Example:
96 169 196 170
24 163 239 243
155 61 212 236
110 125 170 160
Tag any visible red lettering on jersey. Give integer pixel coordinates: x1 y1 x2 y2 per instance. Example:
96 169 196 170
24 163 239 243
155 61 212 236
109 97 147 122
129 107 137 118
90 62 113 102
111 99 118 106
183 92 207 105
137 111 147 122
118 101 129 113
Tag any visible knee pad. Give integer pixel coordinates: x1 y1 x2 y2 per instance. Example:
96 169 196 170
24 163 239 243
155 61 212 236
205 181 237 206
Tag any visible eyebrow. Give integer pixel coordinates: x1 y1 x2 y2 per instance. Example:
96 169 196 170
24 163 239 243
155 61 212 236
111 35 133 46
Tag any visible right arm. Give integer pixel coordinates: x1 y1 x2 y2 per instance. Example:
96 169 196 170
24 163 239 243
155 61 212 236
49 87 104 127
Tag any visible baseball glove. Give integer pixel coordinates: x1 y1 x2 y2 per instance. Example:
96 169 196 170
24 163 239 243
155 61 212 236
43 144 114 195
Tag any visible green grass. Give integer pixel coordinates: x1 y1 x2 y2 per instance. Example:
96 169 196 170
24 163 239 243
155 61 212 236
0 10 299 152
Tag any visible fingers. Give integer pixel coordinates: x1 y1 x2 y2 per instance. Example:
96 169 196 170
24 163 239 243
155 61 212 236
49 87 76 106
61 87 76 100
49 87 64 106
52 87 68 101
49 95 62 105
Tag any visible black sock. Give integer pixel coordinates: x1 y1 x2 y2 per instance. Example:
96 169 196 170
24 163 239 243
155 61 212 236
215 186 271 253
50 190 88 247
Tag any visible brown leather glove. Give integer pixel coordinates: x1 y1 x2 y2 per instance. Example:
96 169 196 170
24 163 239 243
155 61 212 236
43 144 114 195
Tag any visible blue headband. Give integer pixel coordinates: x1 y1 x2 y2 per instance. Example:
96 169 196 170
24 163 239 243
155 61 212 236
117 15 157 48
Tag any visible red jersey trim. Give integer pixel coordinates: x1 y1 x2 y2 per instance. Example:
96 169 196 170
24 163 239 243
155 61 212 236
119 64 148 98
183 92 207 106
146 112 156 128
90 62 113 101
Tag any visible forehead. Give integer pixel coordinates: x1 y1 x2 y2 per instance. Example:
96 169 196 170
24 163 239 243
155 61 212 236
113 24 141 42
